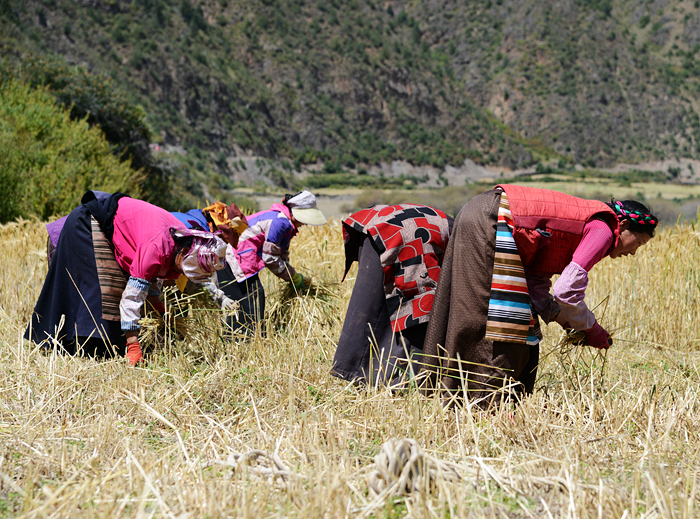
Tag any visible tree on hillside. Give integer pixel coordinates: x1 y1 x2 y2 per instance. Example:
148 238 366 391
0 76 139 222
17 57 182 209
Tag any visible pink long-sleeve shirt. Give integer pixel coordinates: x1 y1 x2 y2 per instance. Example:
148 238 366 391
112 197 186 281
112 198 187 331
527 219 615 331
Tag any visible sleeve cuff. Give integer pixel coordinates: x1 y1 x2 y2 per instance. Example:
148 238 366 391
120 277 150 331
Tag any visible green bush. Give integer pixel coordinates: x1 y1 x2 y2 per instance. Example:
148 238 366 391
0 77 139 222
17 56 180 209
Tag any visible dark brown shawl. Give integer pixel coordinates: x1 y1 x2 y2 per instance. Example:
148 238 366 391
419 190 539 408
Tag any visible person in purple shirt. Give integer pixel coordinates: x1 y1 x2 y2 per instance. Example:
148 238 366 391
219 190 327 335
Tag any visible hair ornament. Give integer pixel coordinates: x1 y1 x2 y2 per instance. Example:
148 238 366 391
608 198 658 235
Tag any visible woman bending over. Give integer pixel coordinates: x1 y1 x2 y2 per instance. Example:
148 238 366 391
420 184 658 408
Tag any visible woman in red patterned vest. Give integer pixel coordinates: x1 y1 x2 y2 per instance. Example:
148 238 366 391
420 184 658 408
331 204 453 386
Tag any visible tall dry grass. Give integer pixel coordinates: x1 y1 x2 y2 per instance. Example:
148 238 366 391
0 216 699 518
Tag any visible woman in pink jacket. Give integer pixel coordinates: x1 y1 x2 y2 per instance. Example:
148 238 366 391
27 191 227 365
216 191 327 335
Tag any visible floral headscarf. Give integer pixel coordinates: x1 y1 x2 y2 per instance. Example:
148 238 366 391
172 228 227 283
202 201 249 247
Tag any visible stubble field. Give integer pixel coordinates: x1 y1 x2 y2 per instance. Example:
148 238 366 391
0 215 699 518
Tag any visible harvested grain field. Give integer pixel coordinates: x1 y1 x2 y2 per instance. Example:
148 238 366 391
0 217 699 518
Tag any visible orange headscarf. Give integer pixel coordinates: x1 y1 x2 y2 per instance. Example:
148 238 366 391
202 202 248 248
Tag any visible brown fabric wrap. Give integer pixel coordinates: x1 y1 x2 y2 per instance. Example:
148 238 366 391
419 190 538 408
91 216 128 321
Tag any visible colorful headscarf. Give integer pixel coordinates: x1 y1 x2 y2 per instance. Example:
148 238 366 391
172 228 228 283
202 201 249 247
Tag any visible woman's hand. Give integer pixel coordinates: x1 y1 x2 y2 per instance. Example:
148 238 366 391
146 296 166 315
125 332 143 365
584 322 613 349
221 297 238 311
291 273 308 290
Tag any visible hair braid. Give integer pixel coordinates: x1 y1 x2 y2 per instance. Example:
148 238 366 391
607 199 659 236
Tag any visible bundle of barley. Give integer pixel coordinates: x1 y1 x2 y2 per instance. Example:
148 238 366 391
138 316 189 345
266 274 343 332
137 286 213 354
539 324 611 396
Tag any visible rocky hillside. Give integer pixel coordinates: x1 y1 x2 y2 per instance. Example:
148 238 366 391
1 0 699 195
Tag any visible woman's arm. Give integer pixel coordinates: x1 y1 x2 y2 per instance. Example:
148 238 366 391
261 217 296 281
526 272 560 324
552 263 596 330
120 234 172 333
552 220 615 331
120 277 150 332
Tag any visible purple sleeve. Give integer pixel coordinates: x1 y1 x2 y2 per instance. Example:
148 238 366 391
571 220 615 271
549 220 614 330
530 221 614 331
266 215 293 246
552 263 597 330
261 216 296 281
46 215 69 248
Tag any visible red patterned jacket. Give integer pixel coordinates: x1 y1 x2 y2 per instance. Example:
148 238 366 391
343 204 452 332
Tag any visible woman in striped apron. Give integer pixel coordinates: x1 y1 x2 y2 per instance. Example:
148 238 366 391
420 185 658 408
27 191 228 365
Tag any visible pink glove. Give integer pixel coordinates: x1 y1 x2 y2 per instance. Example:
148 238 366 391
584 322 612 350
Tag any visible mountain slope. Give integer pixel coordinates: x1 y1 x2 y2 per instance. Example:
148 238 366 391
1 0 699 189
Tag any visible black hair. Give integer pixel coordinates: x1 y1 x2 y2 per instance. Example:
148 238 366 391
203 211 217 231
170 228 194 256
282 191 303 208
606 200 659 237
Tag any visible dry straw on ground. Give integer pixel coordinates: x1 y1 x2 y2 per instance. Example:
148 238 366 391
0 217 699 518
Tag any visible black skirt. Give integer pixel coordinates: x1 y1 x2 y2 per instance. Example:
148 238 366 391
25 204 125 356
331 235 427 386
217 264 266 336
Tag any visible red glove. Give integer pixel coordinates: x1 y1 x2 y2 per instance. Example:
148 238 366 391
151 301 166 315
126 339 143 366
584 322 612 350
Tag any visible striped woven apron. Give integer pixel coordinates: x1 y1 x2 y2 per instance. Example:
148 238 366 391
484 191 541 346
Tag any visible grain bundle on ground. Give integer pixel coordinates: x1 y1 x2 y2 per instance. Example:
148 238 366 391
266 274 343 332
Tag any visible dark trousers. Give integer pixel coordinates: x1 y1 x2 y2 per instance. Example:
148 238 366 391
332 235 427 386
217 265 265 336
